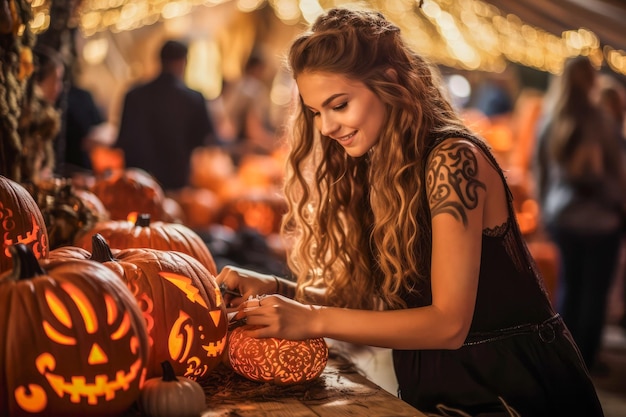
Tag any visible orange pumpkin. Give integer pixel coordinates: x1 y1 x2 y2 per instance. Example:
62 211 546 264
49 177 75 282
90 168 164 221
0 175 49 273
60 234 228 381
74 213 217 275
0 244 149 416
227 326 328 385
218 189 287 236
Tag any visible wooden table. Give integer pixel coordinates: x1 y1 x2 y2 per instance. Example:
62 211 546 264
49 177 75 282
197 352 427 417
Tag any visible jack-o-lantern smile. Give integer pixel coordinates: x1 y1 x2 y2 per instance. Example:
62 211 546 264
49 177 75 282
34 352 144 404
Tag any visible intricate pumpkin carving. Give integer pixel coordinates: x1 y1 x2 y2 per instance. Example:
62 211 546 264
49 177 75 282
74 213 216 275
0 244 149 416
227 326 328 385
0 175 49 274
70 234 228 381
139 360 205 417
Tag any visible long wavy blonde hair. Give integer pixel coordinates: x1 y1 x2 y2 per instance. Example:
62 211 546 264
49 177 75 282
282 8 471 310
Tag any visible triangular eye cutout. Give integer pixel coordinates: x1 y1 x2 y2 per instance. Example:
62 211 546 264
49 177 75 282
209 310 222 327
88 343 109 365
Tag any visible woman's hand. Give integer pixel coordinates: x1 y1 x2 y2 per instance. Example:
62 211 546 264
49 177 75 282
216 265 278 308
240 295 323 340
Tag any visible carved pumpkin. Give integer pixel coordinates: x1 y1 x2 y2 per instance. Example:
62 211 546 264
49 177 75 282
0 244 149 416
67 234 228 381
0 175 49 274
227 326 328 385
74 213 217 275
90 168 164 221
139 361 205 417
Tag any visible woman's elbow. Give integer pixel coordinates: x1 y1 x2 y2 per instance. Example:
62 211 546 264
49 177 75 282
441 321 471 350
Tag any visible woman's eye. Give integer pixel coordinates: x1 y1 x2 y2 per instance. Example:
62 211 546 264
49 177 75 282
333 102 347 111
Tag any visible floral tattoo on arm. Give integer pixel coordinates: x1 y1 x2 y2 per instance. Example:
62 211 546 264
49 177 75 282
426 141 486 227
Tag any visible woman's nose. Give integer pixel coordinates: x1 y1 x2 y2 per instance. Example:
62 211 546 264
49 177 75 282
318 114 339 137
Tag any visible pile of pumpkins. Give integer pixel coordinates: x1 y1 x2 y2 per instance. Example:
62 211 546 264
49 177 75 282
0 175 328 417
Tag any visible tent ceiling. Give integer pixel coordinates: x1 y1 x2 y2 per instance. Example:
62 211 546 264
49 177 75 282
488 0 626 52
30 0 626 77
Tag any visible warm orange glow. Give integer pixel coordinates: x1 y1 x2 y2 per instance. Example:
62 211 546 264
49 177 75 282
45 290 72 328
214 287 222 307
208 309 222 327
159 272 208 308
111 312 131 340
228 327 328 385
202 334 226 358
168 311 194 362
3 215 45 257
88 343 109 365
43 321 76 345
14 384 47 413
126 211 138 223
104 294 118 325
34 352 144 405
62 282 98 333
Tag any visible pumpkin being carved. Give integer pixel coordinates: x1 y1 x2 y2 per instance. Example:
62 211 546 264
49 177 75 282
0 244 149 417
227 326 328 385
0 175 49 274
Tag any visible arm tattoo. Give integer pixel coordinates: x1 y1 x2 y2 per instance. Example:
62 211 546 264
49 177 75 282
426 141 486 227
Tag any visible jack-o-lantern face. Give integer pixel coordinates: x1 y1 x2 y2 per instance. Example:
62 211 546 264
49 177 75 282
228 327 328 385
27 284 144 407
143 272 227 380
0 176 49 274
0 245 149 417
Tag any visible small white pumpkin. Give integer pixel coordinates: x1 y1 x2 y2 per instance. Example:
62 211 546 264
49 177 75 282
139 361 206 417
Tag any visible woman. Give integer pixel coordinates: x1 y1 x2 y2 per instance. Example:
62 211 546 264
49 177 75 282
535 57 626 375
218 8 603 415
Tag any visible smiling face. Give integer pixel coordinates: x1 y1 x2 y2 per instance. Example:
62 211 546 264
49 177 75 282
296 71 386 157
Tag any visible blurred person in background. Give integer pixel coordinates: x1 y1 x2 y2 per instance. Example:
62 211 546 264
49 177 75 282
115 39 219 192
222 51 277 165
534 56 626 375
598 81 626 332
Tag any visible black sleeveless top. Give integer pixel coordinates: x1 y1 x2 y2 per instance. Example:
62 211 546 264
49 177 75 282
392 133 603 416
400 132 555 331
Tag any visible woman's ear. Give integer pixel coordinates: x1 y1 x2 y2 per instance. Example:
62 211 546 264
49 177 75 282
385 68 398 82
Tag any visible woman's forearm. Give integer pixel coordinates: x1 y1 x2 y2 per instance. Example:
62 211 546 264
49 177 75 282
312 305 468 350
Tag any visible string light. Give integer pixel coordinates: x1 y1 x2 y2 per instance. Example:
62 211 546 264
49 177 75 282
26 0 626 76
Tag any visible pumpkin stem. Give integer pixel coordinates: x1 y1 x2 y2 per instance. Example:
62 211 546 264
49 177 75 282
135 214 151 227
90 234 117 262
160 360 178 382
9 244 46 281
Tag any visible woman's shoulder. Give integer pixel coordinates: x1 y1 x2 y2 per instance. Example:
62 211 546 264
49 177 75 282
427 135 496 169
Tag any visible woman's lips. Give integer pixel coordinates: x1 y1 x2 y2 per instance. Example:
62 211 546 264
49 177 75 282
334 131 357 142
